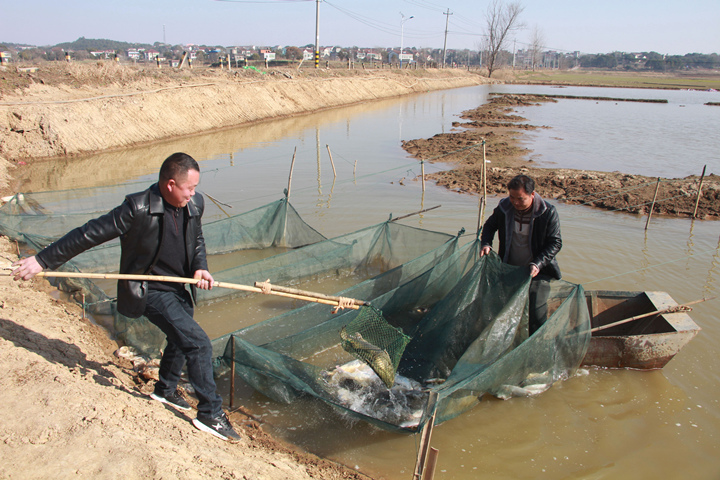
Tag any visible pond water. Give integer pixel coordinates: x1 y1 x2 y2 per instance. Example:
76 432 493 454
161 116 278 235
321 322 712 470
22 83 720 479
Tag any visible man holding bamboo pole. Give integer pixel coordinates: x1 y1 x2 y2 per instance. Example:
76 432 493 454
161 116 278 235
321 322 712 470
11 152 240 442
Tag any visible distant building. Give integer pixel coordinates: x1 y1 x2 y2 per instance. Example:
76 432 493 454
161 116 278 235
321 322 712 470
0 51 11 65
90 50 115 59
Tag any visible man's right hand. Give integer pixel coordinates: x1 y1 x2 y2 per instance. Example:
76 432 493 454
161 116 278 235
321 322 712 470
11 256 44 281
480 246 492 257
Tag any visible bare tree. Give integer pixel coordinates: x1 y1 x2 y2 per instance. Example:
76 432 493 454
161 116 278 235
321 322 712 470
481 0 525 78
530 25 545 71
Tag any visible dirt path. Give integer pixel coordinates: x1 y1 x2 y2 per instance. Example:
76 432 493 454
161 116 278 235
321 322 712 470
0 236 369 480
402 94 720 219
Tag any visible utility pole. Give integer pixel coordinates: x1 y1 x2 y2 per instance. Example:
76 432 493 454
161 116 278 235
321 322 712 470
314 0 320 68
400 12 414 69
442 9 452 69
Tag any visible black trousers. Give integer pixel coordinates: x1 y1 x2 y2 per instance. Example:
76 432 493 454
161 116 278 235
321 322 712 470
529 275 552 335
144 289 223 417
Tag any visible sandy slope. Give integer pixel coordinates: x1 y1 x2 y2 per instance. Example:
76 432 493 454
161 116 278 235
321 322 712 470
0 236 368 480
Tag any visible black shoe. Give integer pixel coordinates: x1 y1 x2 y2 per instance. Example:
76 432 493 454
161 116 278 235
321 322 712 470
192 412 241 441
150 389 191 411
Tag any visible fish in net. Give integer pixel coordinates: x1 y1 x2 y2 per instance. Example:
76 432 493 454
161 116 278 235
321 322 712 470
340 305 412 388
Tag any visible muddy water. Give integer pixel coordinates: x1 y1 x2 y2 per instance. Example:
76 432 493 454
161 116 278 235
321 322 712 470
24 85 720 479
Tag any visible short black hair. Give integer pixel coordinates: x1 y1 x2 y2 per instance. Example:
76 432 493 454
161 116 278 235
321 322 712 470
159 152 199 183
507 174 535 194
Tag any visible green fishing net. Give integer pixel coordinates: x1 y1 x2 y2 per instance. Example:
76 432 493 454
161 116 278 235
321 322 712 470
340 305 412 388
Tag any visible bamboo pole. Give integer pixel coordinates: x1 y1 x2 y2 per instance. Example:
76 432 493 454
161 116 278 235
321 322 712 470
390 204 441 222
230 335 236 409
413 392 438 480
421 160 426 192
480 139 488 228
326 144 337 178
20 271 362 310
590 297 713 333
287 147 297 199
692 165 707 219
424 448 440 480
203 191 232 218
254 280 365 307
645 177 661 231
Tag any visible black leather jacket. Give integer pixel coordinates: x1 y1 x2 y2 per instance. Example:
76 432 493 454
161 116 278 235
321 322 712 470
480 192 562 279
36 183 208 318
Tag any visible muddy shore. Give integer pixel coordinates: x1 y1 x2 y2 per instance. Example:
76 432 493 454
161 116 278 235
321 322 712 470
402 94 720 219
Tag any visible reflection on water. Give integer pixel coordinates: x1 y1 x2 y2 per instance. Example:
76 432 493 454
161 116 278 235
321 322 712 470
22 84 720 479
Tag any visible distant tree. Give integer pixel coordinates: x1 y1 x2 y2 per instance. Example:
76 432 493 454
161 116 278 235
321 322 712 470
529 25 544 70
285 46 302 60
481 0 525 77
18 48 44 61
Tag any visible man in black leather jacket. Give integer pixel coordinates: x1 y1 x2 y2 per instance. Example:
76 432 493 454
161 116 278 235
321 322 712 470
480 174 562 334
12 152 240 442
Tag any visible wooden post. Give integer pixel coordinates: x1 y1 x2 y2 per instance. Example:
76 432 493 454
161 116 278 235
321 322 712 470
421 161 426 192
424 448 440 480
693 165 707 219
326 145 337 178
287 147 297 199
645 177 661 231
229 335 236 410
413 392 438 480
353 159 357 176
81 293 86 320
477 139 488 233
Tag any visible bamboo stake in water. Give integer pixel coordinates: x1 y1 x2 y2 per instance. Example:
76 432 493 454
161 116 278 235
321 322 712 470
692 165 706 219
287 147 297 199
421 160 426 192
645 177 661 231
230 335 236 410
326 144 337 178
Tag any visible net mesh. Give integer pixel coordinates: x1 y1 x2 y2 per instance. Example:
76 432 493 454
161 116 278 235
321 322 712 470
340 305 412 388
218 245 591 433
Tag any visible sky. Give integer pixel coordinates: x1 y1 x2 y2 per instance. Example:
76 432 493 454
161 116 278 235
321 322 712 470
2 0 718 56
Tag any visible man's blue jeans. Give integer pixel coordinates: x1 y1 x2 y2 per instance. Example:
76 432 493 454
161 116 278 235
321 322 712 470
144 288 222 417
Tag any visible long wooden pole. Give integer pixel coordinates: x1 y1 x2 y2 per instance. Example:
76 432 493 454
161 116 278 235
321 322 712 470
590 297 713 333
421 160 426 192
25 271 361 310
692 165 707 218
645 177 661 231
390 204 441 222
254 280 367 306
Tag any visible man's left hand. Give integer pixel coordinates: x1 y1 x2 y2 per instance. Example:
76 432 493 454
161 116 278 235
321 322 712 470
529 264 540 278
194 269 214 290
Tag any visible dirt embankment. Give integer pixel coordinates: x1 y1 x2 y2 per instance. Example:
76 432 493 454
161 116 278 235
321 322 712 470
0 237 369 480
402 94 720 219
0 62 486 164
